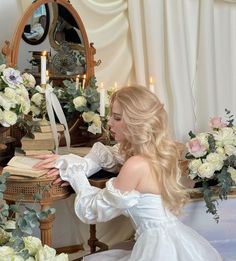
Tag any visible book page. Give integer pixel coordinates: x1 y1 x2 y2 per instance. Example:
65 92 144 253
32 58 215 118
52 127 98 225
7 156 43 170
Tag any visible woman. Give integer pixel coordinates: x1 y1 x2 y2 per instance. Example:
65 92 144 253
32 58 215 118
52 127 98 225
34 85 222 260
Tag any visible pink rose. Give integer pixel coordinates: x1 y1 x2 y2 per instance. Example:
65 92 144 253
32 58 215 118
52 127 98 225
209 117 226 129
187 138 207 158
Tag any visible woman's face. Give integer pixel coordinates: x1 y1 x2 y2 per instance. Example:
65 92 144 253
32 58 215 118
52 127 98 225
108 100 126 142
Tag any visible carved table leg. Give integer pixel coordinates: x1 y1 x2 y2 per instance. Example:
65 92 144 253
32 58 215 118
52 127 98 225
39 204 55 247
88 224 108 253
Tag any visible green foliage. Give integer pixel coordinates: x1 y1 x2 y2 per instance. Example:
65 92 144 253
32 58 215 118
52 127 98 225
54 75 100 121
186 109 236 222
0 172 56 256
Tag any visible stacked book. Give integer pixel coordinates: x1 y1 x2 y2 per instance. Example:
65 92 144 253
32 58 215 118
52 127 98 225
21 124 65 156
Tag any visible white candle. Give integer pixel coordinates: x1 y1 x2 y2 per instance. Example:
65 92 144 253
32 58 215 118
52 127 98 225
46 70 49 83
82 74 86 89
41 51 47 85
75 75 79 90
100 82 106 117
149 77 155 93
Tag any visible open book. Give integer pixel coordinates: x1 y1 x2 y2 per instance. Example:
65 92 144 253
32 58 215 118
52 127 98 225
2 156 48 178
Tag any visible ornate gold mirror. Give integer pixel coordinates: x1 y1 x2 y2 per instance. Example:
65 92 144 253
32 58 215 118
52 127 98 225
2 0 96 85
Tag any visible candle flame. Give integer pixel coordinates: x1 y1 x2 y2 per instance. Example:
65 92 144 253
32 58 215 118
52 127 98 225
150 77 153 84
101 82 104 88
83 74 86 79
114 82 117 88
42 51 47 56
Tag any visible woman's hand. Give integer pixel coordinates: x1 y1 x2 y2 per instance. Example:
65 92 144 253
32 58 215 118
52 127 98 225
47 168 70 187
33 154 59 169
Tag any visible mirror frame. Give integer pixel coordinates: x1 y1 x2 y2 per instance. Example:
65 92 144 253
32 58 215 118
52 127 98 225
2 0 96 83
21 4 50 46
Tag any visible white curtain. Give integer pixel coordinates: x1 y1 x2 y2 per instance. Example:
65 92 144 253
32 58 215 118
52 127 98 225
72 0 135 88
74 0 236 142
128 0 236 141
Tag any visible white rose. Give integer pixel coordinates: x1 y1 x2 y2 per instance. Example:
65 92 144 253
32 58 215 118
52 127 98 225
196 132 210 149
55 253 69 261
82 111 94 123
73 96 87 109
21 100 31 114
198 162 216 178
188 159 202 173
4 87 16 99
12 255 24 261
0 64 6 72
0 94 12 110
25 257 35 261
224 144 236 156
0 109 3 120
88 122 102 135
0 246 15 259
4 220 16 230
206 152 224 171
23 236 42 256
216 146 225 155
227 167 236 183
31 105 41 116
2 110 17 126
31 93 44 107
213 127 236 146
22 73 36 88
35 245 56 261
92 113 101 126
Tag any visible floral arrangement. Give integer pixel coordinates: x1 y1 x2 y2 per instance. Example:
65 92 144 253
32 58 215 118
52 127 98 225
0 172 68 260
186 109 236 222
53 76 102 135
0 64 35 127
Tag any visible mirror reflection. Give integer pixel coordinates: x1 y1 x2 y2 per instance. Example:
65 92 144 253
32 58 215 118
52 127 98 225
22 4 50 45
53 4 82 45
18 2 87 85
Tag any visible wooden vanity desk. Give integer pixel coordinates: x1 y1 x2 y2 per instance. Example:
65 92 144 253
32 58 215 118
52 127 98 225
0 146 115 254
0 169 72 247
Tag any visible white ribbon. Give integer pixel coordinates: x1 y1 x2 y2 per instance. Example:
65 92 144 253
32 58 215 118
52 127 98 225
45 85 70 154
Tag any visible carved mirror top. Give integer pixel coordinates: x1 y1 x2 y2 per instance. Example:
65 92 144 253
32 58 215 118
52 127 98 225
2 0 96 83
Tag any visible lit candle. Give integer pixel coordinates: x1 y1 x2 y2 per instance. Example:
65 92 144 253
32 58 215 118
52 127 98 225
99 82 106 117
149 77 155 93
46 70 49 83
82 74 86 89
75 75 79 90
114 81 118 89
41 51 47 85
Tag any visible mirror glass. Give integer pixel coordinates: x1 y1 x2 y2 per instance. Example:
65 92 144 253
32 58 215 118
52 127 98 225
22 4 50 45
17 1 88 85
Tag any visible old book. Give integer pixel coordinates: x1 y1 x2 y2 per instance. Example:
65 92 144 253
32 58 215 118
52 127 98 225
34 124 65 133
21 136 55 150
2 156 48 178
28 131 54 140
24 150 53 156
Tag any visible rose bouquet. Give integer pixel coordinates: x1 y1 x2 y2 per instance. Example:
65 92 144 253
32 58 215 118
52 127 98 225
0 64 35 127
186 109 236 222
54 76 102 135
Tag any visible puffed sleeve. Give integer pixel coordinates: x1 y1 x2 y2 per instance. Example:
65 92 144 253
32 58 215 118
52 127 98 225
55 142 123 178
56 155 140 224
74 178 140 224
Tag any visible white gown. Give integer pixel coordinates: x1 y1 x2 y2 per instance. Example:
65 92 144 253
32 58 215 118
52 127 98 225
55 143 223 261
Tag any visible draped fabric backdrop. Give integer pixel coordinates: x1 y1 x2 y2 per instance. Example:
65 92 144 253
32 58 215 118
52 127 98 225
72 0 236 142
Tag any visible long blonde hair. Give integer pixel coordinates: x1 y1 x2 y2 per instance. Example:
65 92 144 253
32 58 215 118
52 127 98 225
110 85 189 215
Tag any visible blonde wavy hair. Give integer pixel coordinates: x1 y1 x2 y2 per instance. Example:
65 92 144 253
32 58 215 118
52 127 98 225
110 85 189 215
